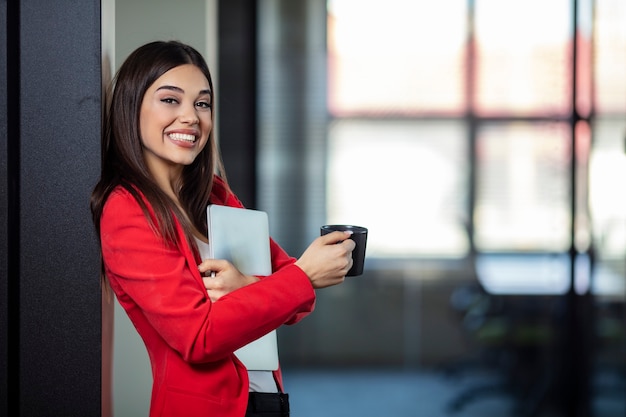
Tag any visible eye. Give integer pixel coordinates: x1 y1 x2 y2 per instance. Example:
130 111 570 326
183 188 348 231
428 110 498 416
196 100 212 110
161 97 179 105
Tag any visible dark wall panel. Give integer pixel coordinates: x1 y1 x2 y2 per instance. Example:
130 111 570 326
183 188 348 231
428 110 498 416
218 0 258 208
0 0 9 415
1 0 102 415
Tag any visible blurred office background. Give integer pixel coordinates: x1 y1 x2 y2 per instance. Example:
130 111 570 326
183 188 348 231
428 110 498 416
108 1 625 416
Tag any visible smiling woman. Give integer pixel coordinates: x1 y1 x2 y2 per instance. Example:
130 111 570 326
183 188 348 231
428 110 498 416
91 40 357 417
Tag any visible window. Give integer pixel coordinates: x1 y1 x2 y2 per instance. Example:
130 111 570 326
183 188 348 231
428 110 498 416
326 0 626 267
327 0 468 258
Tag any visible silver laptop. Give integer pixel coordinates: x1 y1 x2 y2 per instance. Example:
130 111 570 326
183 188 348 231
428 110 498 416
206 204 279 371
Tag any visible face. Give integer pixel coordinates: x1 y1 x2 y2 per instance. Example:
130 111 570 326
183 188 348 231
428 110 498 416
139 64 212 180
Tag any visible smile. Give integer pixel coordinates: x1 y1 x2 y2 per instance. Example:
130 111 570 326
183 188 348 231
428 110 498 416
169 133 196 143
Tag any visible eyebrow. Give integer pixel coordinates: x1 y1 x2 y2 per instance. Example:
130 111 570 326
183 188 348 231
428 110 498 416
156 85 212 95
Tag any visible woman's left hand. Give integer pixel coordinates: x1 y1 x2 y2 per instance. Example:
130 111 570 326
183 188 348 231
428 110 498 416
198 259 259 302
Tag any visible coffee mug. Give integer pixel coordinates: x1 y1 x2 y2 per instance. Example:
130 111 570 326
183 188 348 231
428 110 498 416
320 225 368 276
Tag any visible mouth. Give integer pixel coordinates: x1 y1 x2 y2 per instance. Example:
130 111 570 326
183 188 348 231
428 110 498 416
168 132 197 143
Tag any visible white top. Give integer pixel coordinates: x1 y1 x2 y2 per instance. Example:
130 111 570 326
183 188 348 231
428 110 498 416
195 237 278 393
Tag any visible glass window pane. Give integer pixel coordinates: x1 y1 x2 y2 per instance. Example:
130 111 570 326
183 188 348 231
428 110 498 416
327 119 469 257
327 0 467 116
476 253 571 295
589 118 626 260
474 0 572 116
475 122 572 251
595 0 626 114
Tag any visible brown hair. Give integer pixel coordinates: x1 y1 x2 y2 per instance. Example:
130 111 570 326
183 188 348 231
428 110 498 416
91 40 226 250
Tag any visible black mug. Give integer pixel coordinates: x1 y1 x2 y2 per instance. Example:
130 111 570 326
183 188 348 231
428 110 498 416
320 225 368 276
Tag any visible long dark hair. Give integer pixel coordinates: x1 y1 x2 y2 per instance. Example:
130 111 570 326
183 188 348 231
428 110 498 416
91 40 226 249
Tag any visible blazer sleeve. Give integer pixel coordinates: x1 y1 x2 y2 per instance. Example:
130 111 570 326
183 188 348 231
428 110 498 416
100 187 316 364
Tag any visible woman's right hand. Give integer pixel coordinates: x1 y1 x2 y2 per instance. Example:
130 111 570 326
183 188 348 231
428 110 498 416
198 259 259 302
294 231 356 289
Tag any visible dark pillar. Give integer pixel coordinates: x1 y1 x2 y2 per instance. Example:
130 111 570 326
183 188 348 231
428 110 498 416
0 1 9 415
217 0 258 208
1 1 103 415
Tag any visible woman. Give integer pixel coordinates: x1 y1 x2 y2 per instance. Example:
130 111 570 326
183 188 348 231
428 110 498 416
90 40 355 417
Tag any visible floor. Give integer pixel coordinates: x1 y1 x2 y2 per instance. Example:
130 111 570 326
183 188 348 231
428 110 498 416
282 368 625 417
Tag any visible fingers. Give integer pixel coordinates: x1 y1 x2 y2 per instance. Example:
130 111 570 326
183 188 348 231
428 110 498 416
320 230 353 245
202 267 231 303
198 258 228 276
200 260 260 302
340 236 357 252
295 232 357 289
202 276 214 289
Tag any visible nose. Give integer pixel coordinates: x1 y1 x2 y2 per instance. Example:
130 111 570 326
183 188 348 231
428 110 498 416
179 103 199 125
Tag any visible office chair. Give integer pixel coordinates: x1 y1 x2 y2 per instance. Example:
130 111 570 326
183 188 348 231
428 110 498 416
445 282 557 417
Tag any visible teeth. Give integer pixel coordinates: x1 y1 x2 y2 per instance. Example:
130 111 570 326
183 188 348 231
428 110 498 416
169 133 196 142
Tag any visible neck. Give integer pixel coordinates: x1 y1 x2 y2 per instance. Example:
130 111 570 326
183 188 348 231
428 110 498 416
150 169 183 202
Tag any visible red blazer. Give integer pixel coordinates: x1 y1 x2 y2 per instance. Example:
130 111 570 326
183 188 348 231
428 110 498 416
100 177 316 417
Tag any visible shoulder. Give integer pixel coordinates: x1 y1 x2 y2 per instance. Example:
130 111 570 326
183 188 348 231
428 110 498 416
103 185 143 214
101 185 153 229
